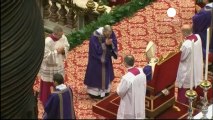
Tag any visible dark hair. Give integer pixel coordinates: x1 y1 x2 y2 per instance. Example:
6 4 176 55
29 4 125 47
124 55 135 66
53 73 64 84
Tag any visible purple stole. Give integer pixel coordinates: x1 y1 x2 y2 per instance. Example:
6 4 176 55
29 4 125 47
49 34 59 42
128 67 140 76
186 34 198 42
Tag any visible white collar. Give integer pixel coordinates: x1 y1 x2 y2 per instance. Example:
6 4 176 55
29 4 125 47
206 3 213 8
204 3 213 11
56 84 67 91
96 27 104 35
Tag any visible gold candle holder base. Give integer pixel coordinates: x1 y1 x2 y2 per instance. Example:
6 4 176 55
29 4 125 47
185 90 197 119
199 80 212 119
200 80 212 90
185 90 197 99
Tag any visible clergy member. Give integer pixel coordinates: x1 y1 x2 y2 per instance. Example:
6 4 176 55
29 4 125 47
84 25 118 99
43 73 75 119
176 24 203 104
192 0 213 62
143 41 158 81
117 55 146 119
39 26 70 106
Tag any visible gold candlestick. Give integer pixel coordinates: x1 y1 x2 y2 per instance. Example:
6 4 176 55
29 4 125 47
199 80 212 119
185 90 197 119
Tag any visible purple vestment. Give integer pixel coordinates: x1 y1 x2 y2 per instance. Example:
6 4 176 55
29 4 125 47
84 28 118 90
43 87 75 119
192 3 213 59
143 65 152 81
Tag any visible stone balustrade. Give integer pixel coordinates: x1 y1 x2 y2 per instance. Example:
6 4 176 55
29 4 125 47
38 0 111 34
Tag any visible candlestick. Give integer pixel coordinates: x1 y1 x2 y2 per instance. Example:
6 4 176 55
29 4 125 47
200 28 212 116
190 40 194 90
200 80 212 119
205 28 210 81
185 90 197 119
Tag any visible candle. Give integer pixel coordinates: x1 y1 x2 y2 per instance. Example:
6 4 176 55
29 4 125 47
190 40 194 90
205 28 210 81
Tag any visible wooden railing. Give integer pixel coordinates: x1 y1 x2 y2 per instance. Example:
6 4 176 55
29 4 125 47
37 0 111 34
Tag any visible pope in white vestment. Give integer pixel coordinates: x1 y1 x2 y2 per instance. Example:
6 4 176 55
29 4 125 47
39 26 70 106
117 55 146 119
143 41 158 81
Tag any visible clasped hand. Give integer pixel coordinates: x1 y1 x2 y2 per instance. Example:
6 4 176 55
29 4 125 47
105 38 112 45
56 47 65 54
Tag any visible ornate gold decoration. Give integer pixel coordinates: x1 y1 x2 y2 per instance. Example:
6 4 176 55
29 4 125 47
161 88 170 96
86 0 95 10
96 0 106 14
145 100 150 108
157 51 180 65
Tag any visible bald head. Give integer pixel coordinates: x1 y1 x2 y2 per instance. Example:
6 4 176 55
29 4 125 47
181 24 192 37
124 55 135 67
103 25 112 32
103 25 112 38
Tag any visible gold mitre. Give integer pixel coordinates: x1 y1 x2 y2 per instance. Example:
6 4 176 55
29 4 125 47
145 41 156 60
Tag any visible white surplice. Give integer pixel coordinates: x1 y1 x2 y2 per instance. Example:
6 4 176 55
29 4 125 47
116 67 146 119
176 34 203 88
39 34 70 82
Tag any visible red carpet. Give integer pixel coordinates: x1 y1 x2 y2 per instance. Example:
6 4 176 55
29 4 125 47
33 0 212 119
92 93 200 119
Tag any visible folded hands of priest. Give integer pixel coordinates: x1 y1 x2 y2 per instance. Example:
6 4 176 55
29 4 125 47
105 38 112 45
